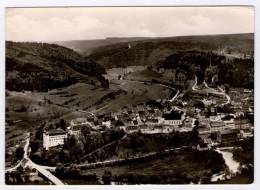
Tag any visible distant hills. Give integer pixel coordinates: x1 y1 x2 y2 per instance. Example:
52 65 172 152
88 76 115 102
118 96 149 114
6 33 254 91
56 37 150 55
58 33 254 69
6 41 105 91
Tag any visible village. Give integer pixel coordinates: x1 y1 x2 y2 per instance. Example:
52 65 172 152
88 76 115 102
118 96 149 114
42 85 253 151
4 6 255 185
5 62 254 185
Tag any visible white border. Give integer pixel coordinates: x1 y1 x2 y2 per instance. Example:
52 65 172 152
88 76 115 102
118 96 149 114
0 0 258 190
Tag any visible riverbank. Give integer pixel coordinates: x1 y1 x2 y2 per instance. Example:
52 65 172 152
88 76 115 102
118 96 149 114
80 150 225 184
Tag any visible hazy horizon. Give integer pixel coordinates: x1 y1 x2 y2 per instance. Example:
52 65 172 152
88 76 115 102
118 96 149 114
5 32 254 43
6 7 254 42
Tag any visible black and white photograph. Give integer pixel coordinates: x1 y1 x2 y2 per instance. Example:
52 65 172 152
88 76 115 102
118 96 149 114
4 6 254 185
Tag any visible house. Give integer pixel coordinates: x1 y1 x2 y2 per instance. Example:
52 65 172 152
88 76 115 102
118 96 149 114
146 118 159 126
217 129 240 143
223 119 235 129
240 129 253 139
69 125 81 137
159 111 184 126
235 119 251 130
125 125 139 133
43 128 67 150
210 120 225 132
70 117 89 126
102 120 111 128
183 117 195 129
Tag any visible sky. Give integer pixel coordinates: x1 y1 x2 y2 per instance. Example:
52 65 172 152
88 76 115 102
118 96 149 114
5 6 254 42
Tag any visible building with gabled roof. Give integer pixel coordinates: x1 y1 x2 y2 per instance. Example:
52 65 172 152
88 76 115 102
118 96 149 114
159 110 185 126
43 128 67 150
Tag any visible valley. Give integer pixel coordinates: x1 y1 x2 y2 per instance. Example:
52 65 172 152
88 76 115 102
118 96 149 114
5 33 254 185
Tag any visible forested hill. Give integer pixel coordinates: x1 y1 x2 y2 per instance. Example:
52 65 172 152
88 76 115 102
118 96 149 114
86 33 254 69
158 50 254 89
56 37 150 55
6 41 106 91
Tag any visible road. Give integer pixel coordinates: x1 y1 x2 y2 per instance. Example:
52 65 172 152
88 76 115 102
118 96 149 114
217 86 231 105
203 80 231 105
6 133 30 172
192 77 231 106
192 76 198 91
169 90 180 102
25 159 64 185
5 136 65 185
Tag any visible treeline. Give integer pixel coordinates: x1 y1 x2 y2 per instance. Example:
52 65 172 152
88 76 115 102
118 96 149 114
6 41 106 91
158 50 225 82
79 129 201 162
233 137 253 165
55 163 98 181
88 34 253 69
30 126 125 166
56 129 125 164
191 149 226 174
158 50 254 88
218 58 254 89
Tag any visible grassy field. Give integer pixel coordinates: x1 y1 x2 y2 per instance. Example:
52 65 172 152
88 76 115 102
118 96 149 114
94 80 171 113
43 83 117 110
5 78 171 150
125 69 176 84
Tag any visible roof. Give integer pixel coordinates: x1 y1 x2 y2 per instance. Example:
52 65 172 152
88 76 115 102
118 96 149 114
73 117 88 124
220 129 239 135
133 120 138 125
126 125 138 130
210 121 225 128
71 125 82 131
147 118 159 123
48 128 66 136
162 111 183 120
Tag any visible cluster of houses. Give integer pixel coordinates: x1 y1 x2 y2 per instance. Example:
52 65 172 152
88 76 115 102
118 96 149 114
42 100 253 151
42 104 188 150
42 87 254 151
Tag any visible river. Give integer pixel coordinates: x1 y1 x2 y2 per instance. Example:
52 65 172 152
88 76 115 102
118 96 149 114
211 148 240 182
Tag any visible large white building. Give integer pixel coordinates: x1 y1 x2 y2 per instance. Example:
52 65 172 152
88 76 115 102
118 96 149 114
43 129 67 150
43 118 91 150
159 111 185 126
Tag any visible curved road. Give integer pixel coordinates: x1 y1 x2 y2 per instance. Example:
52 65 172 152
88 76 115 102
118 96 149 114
192 77 231 106
6 136 65 185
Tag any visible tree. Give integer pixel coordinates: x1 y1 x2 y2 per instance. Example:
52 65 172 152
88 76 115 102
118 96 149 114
102 170 112 184
15 147 24 160
224 84 230 94
115 120 124 127
55 163 65 177
90 80 96 86
30 139 41 153
35 123 45 140
58 119 67 131
190 128 200 145
194 119 199 129
173 131 182 147
81 125 91 137
68 164 80 177
14 166 24 183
